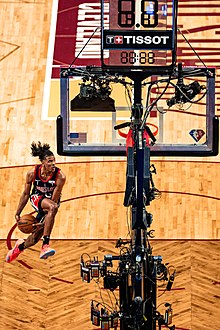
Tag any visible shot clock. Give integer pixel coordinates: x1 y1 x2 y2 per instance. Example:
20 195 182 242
101 0 177 71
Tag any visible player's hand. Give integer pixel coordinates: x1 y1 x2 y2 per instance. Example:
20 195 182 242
32 223 44 228
15 214 20 222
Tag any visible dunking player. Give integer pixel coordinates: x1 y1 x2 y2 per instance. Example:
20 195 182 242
6 142 66 262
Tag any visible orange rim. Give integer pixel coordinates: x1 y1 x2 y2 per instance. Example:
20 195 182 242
118 123 159 138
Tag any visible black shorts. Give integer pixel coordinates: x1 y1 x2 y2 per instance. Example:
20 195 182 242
30 194 45 214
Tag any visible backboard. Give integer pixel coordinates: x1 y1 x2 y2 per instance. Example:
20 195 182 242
57 66 219 157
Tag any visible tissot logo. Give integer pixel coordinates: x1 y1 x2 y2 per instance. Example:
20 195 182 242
106 35 123 44
107 35 170 45
103 30 173 50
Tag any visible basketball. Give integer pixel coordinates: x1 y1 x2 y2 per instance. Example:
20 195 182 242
17 214 37 234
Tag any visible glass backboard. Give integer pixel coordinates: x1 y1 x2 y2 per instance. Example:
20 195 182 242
57 66 218 157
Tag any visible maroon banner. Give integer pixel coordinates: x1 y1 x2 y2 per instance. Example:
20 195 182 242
52 0 102 78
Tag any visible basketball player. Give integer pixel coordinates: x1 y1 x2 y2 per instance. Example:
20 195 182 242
6 142 66 262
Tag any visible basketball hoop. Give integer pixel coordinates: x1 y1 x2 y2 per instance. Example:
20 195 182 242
118 122 158 139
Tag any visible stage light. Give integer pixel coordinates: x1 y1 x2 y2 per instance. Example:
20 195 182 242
81 266 90 283
100 313 111 330
91 302 100 326
91 261 100 278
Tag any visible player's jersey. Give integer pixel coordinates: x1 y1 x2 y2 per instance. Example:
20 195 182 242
30 164 60 200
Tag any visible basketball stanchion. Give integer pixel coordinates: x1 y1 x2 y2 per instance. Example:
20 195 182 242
54 0 219 328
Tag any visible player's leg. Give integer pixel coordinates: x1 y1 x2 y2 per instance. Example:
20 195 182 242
6 217 45 263
5 238 25 263
6 198 58 262
24 224 44 248
39 198 58 259
6 196 46 263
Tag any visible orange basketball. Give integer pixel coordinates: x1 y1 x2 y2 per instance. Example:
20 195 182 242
17 214 37 234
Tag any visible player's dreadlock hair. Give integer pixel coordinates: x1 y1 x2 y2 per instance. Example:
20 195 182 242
31 141 54 162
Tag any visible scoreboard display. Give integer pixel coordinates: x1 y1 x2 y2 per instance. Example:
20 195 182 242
101 0 177 70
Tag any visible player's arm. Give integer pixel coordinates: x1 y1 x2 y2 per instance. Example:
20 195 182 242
15 169 34 221
51 170 66 203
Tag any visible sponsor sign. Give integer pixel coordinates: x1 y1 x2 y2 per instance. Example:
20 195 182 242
103 30 173 50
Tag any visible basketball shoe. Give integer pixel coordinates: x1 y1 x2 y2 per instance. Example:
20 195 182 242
40 245 56 259
6 239 25 263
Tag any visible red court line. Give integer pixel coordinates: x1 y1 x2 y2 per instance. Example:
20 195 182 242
158 287 186 291
51 276 73 284
60 190 220 205
28 289 40 291
18 260 33 269
1 159 220 170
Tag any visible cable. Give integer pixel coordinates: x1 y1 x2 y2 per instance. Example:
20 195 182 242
111 290 120 311
141 66 176 130
168 80 207 105
68 27 100 68
140 0 179 126
156 302 167 310
126 207 132 239
91 298 112 313
157 287 167 299
95 279 113 312
81 253 92 262
123 80 133 110
106 285 115 309
178 28 210 72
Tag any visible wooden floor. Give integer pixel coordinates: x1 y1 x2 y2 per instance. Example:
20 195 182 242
1 160 220 240
1 240 220 330
0 1 220 329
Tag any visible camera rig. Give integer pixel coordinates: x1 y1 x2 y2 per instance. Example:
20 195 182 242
65 2 217 327
64 60 219 329
72 62 218 330
80 145 176 329
80 240 176 330
54 0 219 328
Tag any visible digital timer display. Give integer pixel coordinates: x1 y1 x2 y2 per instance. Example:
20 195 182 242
101 0 176 70
120 51 155 64
118 0 158 28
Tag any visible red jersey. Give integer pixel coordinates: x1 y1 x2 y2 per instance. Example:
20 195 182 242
30 164 60 200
